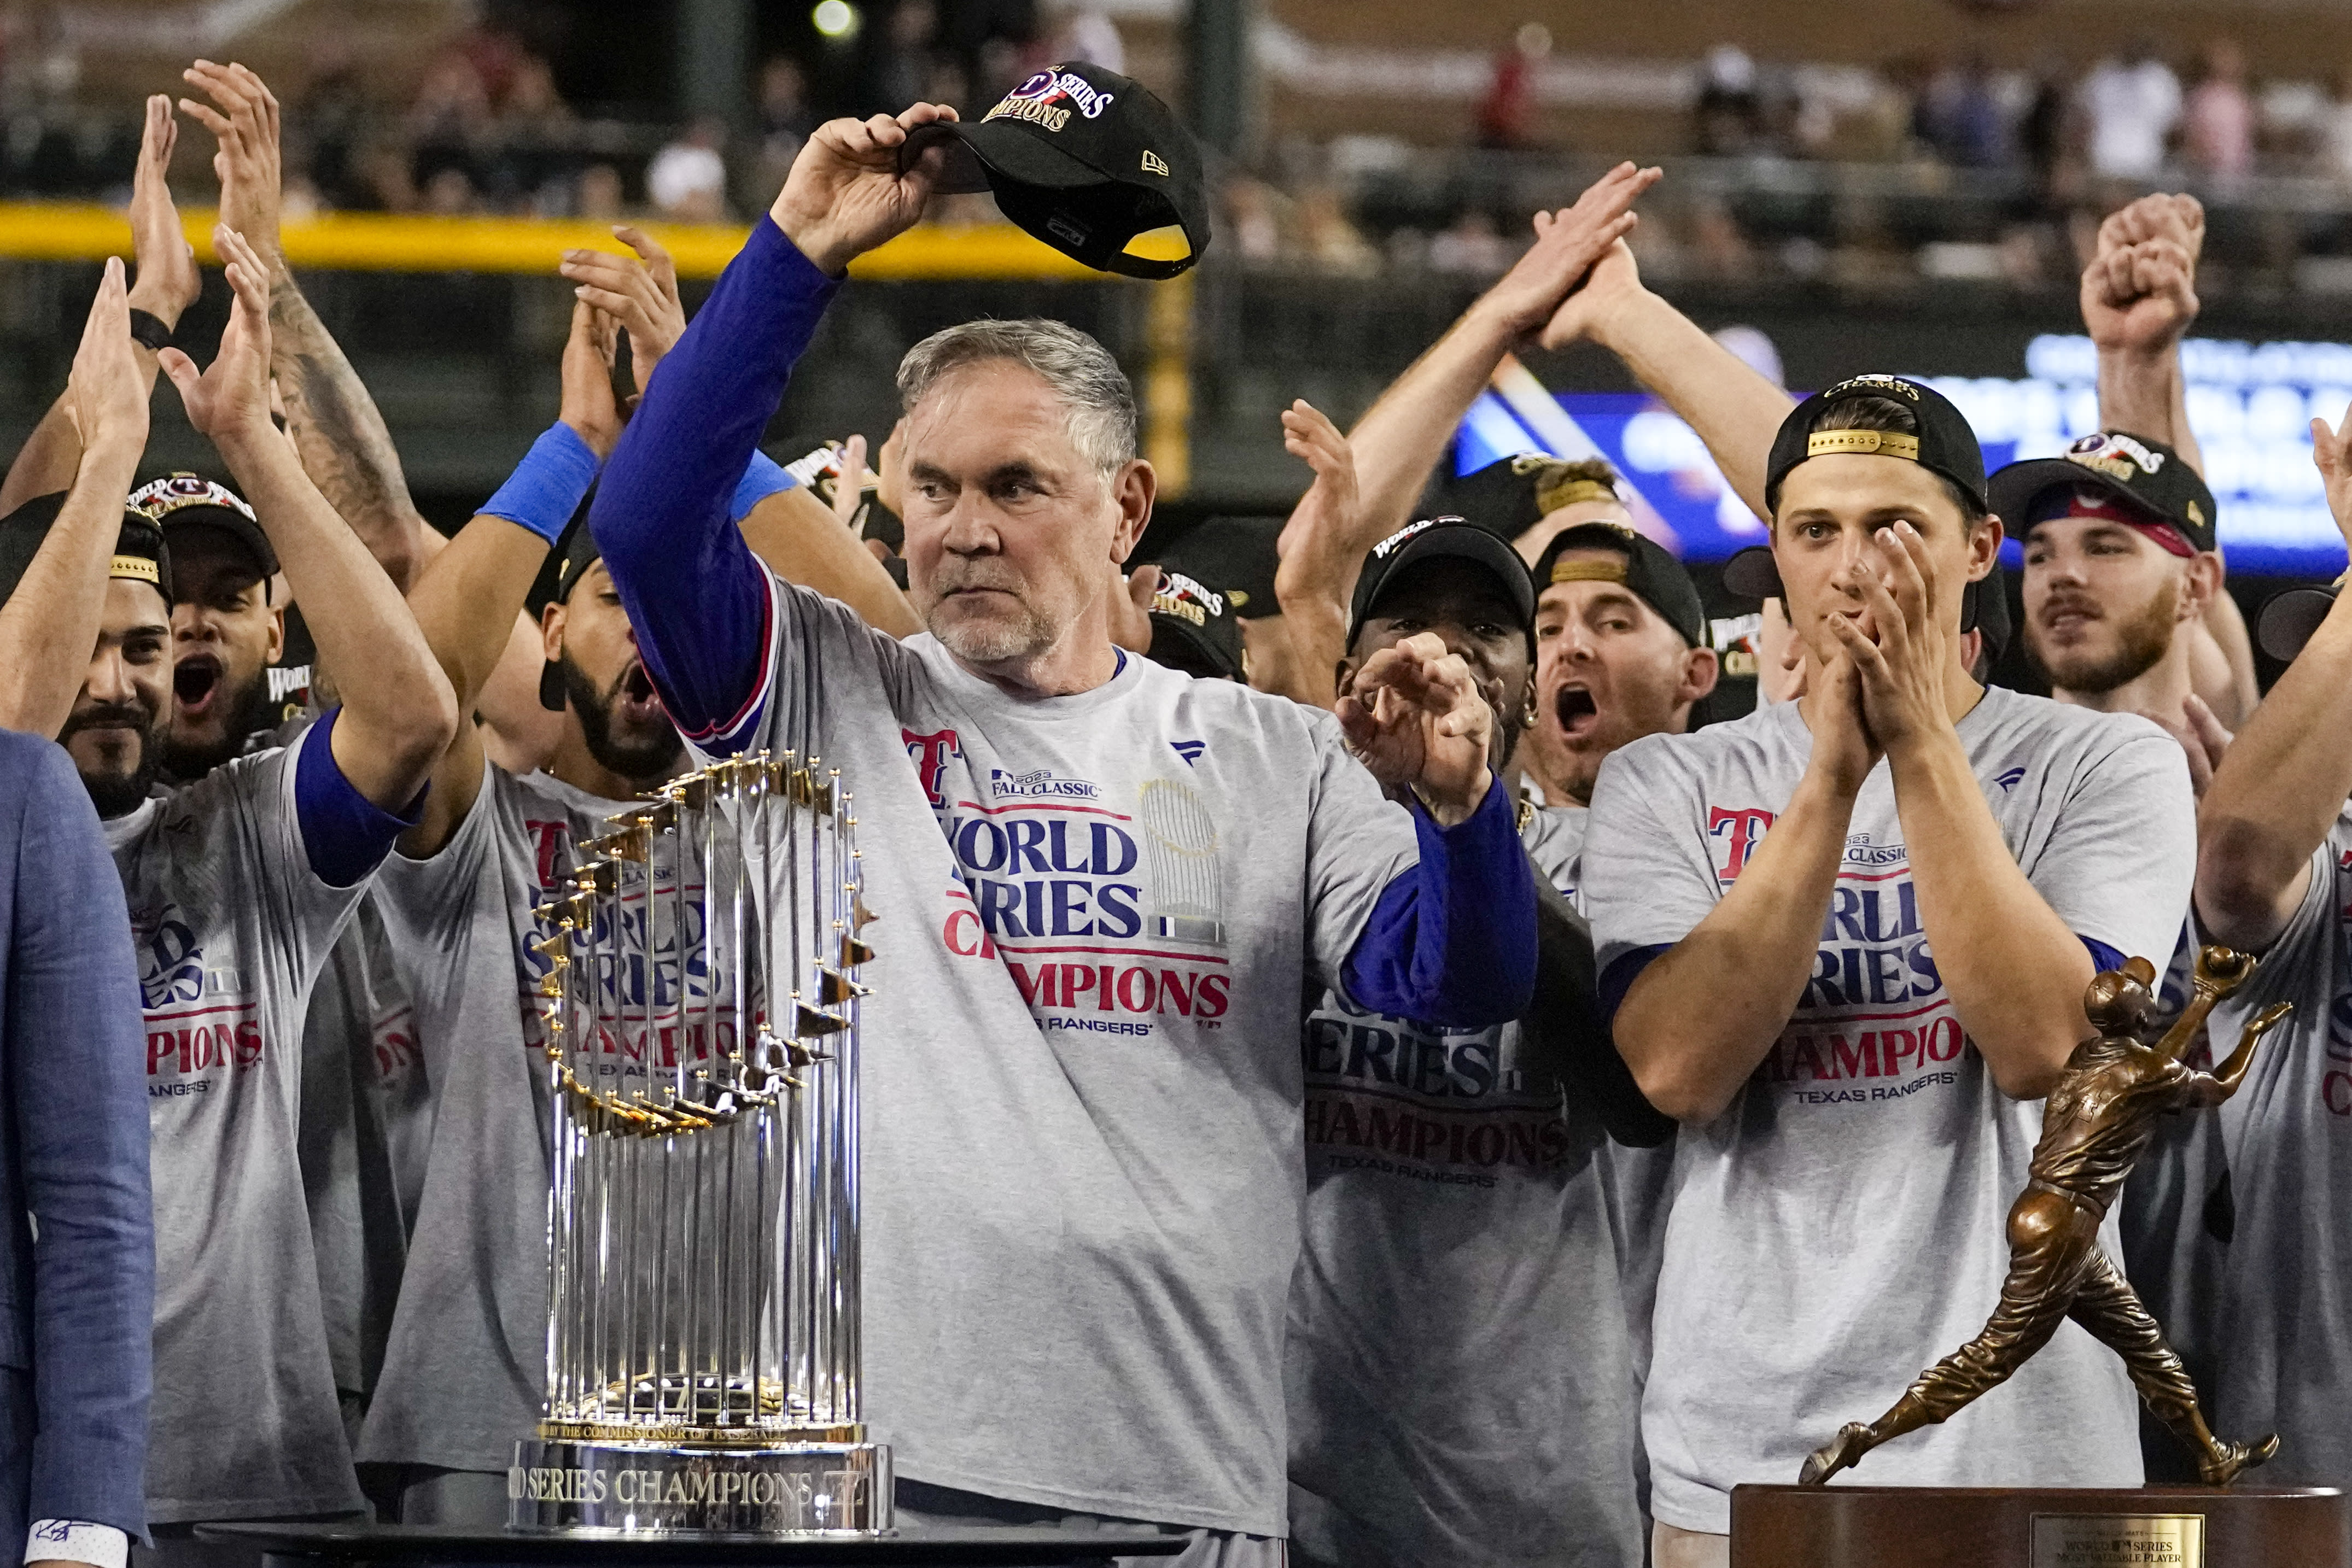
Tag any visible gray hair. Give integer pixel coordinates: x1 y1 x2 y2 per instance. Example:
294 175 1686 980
895 319 1138 480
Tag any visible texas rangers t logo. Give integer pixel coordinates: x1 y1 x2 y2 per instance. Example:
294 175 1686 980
903 727 965 809
1709 806 1777 881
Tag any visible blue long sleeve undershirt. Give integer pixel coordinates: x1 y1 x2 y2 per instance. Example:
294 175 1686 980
1341 777 1537 1031
589 217 840 750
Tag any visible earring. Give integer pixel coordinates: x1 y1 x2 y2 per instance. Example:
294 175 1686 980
1519 695 1539 729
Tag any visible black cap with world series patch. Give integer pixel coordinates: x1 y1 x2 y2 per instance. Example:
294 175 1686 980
1986 430 2218 555
1145 568 1245 680
898 62 1211 279
1346 517 1537 652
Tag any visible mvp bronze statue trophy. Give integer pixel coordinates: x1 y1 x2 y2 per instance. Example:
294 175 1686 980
1733 947 2348 1567
506 752 888 1535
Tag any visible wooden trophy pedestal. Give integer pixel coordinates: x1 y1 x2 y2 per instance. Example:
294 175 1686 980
1730 1483 2350 1567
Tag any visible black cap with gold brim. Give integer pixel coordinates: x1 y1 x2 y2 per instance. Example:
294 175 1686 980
0 490 172 606
1764 373 1988 517
1531 520 1704 647
899 62 1209 279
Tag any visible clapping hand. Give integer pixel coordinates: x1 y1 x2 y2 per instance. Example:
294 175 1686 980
1822 522 1959 759
157 225 273 443
557 299 623 460
1480 162 1660 339
1338 633 1496 825
182 60 284 266
126 93 200 326
1274 400 1363 610
559 226 685 395
2314 400 2352 557
771 104 957 277
66 258 149 457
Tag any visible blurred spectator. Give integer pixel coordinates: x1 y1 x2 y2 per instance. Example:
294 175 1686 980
1917 56 2009 169
2326 70 2352 186
1050 2 1125 74
1223 177 1282 263
875 1 940 119
1475 23 1549 151
760 58 815 157
1428 209 1513 275
422 166 477 214
577 163 626 221
2018 61 2077 195
2183 39 2255 181
646 119 728 221
1689 196 1754 280
1694 45 1766 156
2079 42 2181 179
1298 187 1378 276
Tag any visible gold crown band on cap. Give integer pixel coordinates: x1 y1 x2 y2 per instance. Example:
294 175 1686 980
1550 559 1628 586
109 555 160 586
1536 477 1620 514
1806 429 1919 461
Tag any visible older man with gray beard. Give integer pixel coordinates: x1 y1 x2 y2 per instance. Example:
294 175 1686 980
587 102 1538 1566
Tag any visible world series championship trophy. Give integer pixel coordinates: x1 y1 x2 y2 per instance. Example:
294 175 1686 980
506 750 889 1536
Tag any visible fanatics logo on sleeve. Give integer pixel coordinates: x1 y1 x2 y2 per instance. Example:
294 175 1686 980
1170 739 1205 767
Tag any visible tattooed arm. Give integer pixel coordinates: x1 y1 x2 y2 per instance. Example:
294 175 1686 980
183 58 439 591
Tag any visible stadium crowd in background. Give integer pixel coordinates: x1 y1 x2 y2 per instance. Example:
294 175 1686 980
6 38 2352 1568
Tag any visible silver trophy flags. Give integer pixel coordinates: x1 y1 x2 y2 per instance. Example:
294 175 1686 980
507 753 887 1535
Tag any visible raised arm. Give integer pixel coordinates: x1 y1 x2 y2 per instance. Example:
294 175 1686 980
1345 163 1658 543
160 226 456 811
402 301 621 855
2086 194 2205 470
0 262 150 737
2195 407 2352 950
738 484 920 636
1268 400 1364 711
591 104 953 748
183 60 440 592
0 96 198 518
1539 239 1793 518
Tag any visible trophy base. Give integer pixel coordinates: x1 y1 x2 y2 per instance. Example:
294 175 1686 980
1731 1483 2348 1567
507 1436 892 1536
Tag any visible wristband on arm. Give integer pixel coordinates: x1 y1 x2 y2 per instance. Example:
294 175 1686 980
731 450 797 523
482 423 603 546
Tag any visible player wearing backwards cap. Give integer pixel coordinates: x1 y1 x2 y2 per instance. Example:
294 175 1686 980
586 103 1534 1563
1283 511 1666 1568
2164 406 2352 1488
1581 373 2201 1564
0 230 457 1554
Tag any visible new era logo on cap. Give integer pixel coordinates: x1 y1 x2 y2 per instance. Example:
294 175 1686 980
1141 150 1170 175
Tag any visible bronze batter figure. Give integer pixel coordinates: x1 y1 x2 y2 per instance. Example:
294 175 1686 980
1799 946 2292 1489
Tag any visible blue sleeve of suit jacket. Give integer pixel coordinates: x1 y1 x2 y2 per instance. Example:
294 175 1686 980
1341 776 1536 1029
3 734 154 1542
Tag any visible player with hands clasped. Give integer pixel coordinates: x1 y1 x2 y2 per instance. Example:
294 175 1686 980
2167 399 2352 1487
585 102 1537 1562
1580 377 2196 1566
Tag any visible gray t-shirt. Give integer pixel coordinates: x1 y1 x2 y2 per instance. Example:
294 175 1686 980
2193 805 2352 1484
363 763 641 1472
722 571 1417 1536
1286 804 1643 1568
105 729 370 1521
1581 686 2193 1532
297 895 427 1429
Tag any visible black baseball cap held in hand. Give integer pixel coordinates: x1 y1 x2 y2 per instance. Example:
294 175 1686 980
900 63 1210 279
1530 521 1705 648
1987 430 2219 555
1145 568 1245 680
1346 517 1537 651
1764 373 1989 517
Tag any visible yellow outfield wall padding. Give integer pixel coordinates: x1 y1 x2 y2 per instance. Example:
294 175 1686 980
0 203 1107 282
